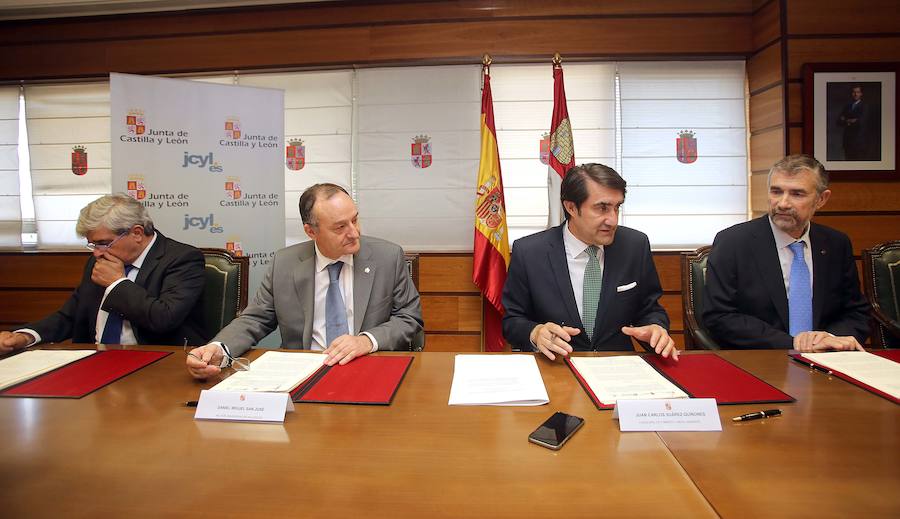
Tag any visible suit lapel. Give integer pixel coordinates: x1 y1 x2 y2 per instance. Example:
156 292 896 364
750 217 789 326
293 243 317 346
591 239 619 347
352 240 375 334
809 224 828 329
134 233 166 287
548 226 582 329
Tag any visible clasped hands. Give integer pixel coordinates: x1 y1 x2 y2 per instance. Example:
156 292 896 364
792 331 864 353
529 322 679 361
185 334 373 379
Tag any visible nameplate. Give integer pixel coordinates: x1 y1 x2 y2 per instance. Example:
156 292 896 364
614 398 721 432
194 390 294 423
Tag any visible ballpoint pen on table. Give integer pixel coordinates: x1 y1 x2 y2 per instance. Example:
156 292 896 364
732 409 782 422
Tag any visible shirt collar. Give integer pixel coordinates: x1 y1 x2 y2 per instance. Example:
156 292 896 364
130 232 157 270
563 221 603 259
314 242 354 273
768 215 811 251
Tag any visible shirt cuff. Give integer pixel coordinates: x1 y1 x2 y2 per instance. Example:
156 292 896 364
360 332 378 353
210 341 230 368
14 328 41 346
103 277 131 300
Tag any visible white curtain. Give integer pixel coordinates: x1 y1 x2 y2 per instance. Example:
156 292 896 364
619 61 748 248
356 65 481 251
25 82 110 248
0 87 20 247
491 63 616 244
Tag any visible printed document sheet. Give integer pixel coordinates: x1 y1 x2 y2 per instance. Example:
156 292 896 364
569 356 688 405
448 354 549 406
211 351 325 393
0 350 96 390
803 351 900 399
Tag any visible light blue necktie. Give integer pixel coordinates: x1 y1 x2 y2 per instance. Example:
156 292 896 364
100 265 135 344
325 261 349 347
787 242 812 336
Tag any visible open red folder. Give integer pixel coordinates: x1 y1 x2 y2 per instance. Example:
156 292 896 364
568 353 795 410
790 350 900 405
0 350 170 398
290 355 413 405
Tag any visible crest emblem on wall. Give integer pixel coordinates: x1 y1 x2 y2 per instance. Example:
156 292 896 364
539 132 551 165
226 239 244 257
126 109 145 135
71 145 88 176
224 117 241 140
286 139 305 171
127 176 146 200
225 177 242 200
676 130 698 164
411 135 432 169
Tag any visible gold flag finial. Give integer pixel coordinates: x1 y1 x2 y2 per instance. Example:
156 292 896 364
482 53 492 66
552 53 562 66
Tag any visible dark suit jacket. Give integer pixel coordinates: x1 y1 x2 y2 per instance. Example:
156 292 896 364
26 232 208 346
702 216 869 349
502 224 668 352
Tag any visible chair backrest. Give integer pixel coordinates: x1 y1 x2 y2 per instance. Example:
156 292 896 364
681 245 719 350
200 248 249 338
862 240 900 348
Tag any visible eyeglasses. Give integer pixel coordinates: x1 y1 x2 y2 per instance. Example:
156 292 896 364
183 340 250 372
86 232 128 251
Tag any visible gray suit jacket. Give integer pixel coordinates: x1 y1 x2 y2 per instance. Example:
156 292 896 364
213 236 423 356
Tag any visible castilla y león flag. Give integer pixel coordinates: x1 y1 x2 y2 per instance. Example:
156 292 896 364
473 66 510 352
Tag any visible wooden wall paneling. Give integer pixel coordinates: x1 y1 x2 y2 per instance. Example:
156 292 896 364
751 0 780 50
812 215 900 255
786 37 900 79
750 126 785 173
0 290 70 326
748 43 782 93
424 334 481 352
750 172 769 215
788 126 802 155
421 295 482 332
418 255 478 293
787 82 803 124
652 253 683 293
819 182 900 213
786 0 900 35
0 252 87 288
660 294 684 332
749 85 784 132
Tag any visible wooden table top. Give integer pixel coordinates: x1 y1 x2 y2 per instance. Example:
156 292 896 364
0 348 897 518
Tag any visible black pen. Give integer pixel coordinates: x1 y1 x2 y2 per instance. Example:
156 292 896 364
732 409 781 422
791 356 832 375
184 400 199 407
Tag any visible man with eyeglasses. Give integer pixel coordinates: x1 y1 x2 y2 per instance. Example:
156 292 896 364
0 194 208 352
185 183 423 379
502 163 679 361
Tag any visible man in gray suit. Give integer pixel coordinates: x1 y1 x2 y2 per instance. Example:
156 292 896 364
186 183 423 379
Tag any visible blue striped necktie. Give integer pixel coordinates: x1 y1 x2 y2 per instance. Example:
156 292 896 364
100 264 135 344
325 261 349 347
787 242 812 336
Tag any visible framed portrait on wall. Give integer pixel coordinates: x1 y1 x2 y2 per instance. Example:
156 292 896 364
802 63 897 179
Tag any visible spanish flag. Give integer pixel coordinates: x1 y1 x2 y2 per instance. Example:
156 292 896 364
473 63 510 352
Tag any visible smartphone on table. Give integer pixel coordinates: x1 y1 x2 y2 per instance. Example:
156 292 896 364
528 411 584 450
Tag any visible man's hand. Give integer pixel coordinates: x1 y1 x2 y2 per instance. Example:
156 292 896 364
530 322 579 361
91 252 127 288
793 331 864 352
622 324 679 361
324 335 373 366
0 331 33 354
186 343 225 379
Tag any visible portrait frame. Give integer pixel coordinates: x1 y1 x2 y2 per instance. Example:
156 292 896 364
802 62 898 180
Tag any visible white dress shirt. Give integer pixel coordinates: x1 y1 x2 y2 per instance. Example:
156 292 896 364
562 222 605 320
768 216 813 295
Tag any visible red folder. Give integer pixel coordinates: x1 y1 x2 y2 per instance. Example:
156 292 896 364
291 355 413 405
568 353 794 410
0 350 170 398
790 350 900 405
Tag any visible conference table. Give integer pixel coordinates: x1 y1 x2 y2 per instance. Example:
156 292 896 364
1 347 897 518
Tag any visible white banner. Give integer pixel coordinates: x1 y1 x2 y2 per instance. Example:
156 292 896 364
110 73 284 316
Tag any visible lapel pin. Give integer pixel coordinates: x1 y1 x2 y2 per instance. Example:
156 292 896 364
820 250 826 255
364 267 370 274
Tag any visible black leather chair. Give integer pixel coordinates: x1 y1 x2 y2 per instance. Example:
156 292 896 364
862 240 900 348
681 246 719 350
200 248 249 338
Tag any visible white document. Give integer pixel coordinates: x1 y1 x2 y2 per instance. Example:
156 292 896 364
448 354 549 406
569 356 688 406
0 350 96 390
210 351 326 393
803 351 900 399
